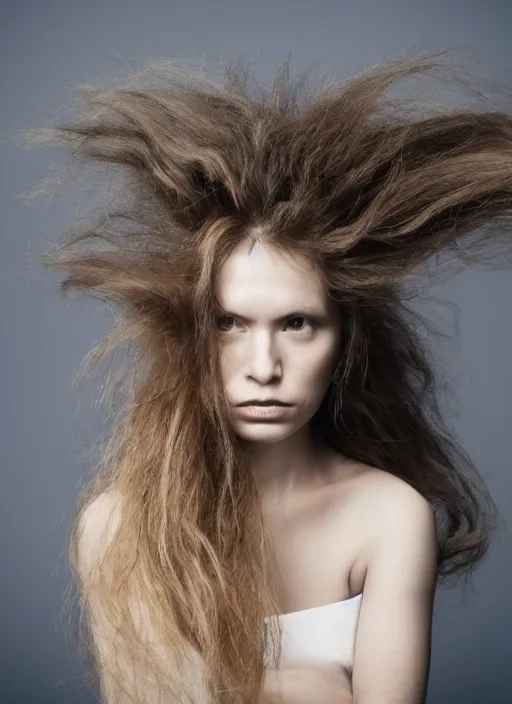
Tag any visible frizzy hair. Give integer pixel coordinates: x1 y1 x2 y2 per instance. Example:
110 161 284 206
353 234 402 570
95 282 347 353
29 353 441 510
17 49 512 702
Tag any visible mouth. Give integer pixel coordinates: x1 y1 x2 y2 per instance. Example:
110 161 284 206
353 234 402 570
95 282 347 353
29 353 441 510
237 401 291 407
235 403 291 421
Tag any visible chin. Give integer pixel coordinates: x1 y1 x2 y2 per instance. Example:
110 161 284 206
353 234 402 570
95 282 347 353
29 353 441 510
234 421 301 444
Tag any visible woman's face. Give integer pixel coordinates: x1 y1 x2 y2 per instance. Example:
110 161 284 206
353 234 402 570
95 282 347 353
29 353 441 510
215 240 341 444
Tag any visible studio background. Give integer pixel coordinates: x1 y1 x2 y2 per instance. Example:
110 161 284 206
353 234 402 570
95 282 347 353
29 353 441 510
1 1 511 702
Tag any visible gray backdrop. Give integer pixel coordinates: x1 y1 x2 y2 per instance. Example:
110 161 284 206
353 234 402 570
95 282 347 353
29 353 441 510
2 1 511 702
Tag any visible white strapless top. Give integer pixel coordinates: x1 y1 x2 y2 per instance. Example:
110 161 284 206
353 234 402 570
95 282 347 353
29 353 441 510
190 595 364 703
262 593 363 671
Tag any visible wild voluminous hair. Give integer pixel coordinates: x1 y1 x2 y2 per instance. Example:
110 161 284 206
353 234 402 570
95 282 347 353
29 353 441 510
18 50 512 702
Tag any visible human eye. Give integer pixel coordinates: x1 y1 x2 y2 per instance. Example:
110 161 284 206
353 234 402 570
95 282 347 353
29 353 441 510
286 315 312 332
216 315 237 332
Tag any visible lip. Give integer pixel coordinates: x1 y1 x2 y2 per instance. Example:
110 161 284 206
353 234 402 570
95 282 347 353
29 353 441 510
236 405 291 420
236 400 292 407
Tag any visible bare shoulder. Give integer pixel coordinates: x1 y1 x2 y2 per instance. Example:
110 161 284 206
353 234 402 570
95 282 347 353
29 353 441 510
339 463 437 586
76 489 124 579
357 466 433 512
356 467 436 546
361 467 437 561
340 459 431 512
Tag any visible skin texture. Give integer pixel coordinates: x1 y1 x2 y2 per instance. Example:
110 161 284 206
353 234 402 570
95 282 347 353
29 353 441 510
215 239 342 501
215 240 438 704
262 665 353 703
260 474 438 704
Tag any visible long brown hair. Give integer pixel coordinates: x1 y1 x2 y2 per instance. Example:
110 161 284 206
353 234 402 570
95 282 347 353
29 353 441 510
17 49 512 702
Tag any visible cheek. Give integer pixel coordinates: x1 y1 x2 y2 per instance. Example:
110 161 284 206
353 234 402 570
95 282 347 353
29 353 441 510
308 361 334 392
218 345 240 384
299 345 337 388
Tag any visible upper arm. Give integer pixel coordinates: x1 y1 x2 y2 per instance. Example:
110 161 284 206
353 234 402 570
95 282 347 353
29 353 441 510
76 490 123 580
76 491 148 702
76 492 194 703
351 480 438 704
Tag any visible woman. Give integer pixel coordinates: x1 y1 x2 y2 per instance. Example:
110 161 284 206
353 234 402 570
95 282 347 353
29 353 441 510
21 50 512 702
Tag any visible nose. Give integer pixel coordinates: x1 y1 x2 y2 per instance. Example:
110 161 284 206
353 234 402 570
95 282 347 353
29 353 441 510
245 331 282 384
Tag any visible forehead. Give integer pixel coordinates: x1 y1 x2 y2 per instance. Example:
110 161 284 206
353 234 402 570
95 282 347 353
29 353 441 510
215 241 328 311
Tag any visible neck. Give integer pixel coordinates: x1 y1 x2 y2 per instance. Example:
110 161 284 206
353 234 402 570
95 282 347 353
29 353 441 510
242 425 336 510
